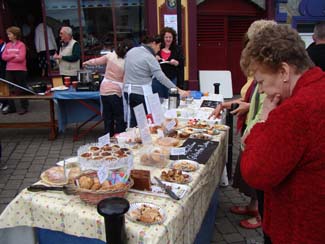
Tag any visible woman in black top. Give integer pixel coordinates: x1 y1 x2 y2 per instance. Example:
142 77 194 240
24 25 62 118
152 27 184 99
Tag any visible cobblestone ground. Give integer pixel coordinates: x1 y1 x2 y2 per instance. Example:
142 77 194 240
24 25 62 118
0 100 263 243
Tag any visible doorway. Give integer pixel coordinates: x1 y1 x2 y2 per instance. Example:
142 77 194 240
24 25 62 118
2 0 43 78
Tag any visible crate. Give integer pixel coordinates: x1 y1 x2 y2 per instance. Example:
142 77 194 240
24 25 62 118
0 82 9 96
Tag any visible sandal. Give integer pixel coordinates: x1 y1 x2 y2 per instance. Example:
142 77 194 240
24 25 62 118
230 206 259 217
240 216 262 229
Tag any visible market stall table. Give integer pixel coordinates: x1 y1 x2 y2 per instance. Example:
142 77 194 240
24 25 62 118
0 94 57 140
53 90 103 141
0 131 227 244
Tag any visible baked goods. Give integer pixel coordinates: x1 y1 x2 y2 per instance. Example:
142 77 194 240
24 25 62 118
41 166 67 186
178 131 190 139
78 143 133 170
156 137 180 147
131 169 151 191
161 169 191 184
149 125 162 134
77 175 127 192
129 204 163 224
172 160 198 172
140 147 170 168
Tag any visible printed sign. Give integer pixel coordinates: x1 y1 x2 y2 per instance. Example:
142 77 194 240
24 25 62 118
98 133 110 147
170 147 186 156
147 93 164 125
200 100 220 109
97 164 108 184
170 138 219 164
134 104 152 145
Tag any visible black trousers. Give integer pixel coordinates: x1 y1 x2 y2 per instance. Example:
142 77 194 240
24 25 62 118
101 94 125 136
124 93 148 128
2 71 29 110
256 190 272 244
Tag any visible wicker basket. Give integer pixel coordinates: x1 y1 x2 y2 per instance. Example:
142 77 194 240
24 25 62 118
75 171 133 205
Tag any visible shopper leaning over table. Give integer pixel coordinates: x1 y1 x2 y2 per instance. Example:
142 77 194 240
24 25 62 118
83 39 134 136
240 24 325 244
1 26 29 115
53 26 81 83
123 34 189 128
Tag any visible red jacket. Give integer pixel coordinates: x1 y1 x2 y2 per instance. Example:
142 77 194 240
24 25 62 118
241 67 325 244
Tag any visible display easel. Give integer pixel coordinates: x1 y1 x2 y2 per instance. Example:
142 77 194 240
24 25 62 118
0 77 37 95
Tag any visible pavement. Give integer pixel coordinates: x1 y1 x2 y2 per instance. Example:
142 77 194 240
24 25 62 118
0 99 264 244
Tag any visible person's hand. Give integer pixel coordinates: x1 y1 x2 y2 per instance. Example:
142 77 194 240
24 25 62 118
170 59 179 66
260 94 281 121
230 101 250 116
82 61 89 67
209 103 223 119
53 53 61 60
156 55 162 62
178 88 190 98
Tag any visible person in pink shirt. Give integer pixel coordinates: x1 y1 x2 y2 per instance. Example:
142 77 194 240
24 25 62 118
1 26 29 115
83 39 134 136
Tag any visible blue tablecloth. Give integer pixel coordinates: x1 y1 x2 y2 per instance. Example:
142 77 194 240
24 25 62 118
53 90 102 132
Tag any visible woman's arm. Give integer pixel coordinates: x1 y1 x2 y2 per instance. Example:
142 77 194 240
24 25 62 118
241 99 307 191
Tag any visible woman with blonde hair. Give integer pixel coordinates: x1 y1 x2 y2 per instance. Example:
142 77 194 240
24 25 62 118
1 26 29 115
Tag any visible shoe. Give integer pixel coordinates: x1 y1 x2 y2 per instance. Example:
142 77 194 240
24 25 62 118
0 165 8 170
18 109 28 115
2 105 16 115
240 216 262 229
230 206 259 217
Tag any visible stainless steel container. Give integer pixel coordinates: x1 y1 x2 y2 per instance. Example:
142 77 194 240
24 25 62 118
168 87 180 109
77 70 92 83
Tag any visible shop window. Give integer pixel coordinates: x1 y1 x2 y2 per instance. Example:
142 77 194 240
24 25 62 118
43 0 145 75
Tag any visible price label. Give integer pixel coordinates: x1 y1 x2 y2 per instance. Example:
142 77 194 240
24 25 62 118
97 164 108 184
170 147 186 155
165 119 176 131
98 133 110 147
157 129 164 138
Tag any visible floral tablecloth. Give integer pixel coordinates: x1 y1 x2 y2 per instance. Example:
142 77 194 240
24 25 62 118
0 129 227 244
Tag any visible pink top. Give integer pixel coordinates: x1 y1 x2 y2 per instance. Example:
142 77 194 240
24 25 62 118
86 52 125 96
161 49 171 61
1 40 27 71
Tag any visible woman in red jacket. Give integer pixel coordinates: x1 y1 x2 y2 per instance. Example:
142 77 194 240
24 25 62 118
240 24 325 243
1 26 28 115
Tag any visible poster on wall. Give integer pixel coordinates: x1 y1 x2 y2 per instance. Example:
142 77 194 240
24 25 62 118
164 14 178 33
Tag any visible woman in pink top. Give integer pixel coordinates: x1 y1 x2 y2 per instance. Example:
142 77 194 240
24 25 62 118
1 26 28 115
83 39 133 136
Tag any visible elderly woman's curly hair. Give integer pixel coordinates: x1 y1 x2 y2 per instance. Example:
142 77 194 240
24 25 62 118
240 24 314 75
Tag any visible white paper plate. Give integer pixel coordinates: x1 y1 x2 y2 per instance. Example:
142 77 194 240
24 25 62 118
129 180 189 199
170 159 199 172
126 202 167 225
56 157 79 166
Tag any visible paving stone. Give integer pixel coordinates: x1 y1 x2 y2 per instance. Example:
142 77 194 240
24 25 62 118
215 218 237 234
1 190 18 198
223 233 245 243
9 175 25 180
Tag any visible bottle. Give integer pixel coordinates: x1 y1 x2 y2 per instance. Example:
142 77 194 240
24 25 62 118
168 87 180 109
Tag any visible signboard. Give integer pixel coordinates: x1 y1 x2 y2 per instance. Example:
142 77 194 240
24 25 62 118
170 138 219 164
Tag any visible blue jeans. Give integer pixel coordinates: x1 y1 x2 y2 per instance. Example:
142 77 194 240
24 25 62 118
152 77 177 99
